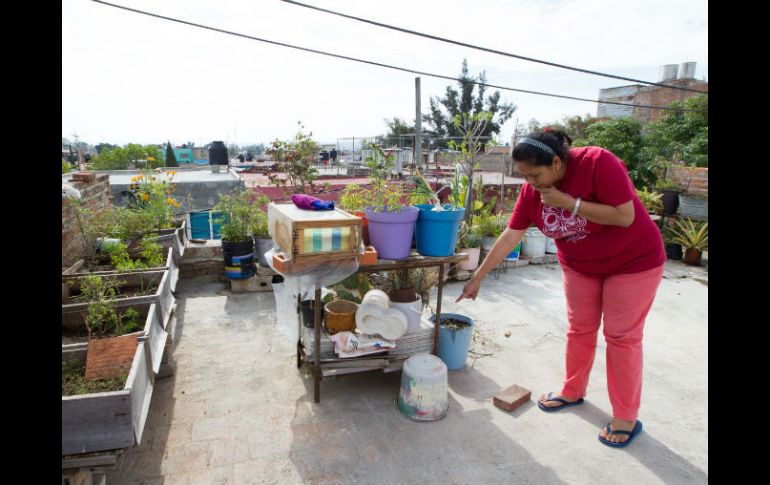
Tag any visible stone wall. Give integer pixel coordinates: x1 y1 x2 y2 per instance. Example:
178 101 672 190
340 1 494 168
667 166 708 198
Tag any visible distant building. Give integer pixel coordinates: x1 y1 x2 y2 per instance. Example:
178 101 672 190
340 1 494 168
598 62 708 124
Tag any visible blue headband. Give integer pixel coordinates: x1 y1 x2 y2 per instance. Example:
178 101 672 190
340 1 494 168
518 138 555 156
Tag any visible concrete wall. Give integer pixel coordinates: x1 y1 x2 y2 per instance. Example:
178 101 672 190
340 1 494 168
667 166 708 198
62 172 113 268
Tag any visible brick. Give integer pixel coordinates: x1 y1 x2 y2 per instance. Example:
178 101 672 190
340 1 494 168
85 334 139 379
493 384 532 412
72 172 96 183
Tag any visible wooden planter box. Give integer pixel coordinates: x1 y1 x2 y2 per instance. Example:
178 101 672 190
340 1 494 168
63 301 169 374
140 218 187 264
62 247 179 294
62 269 175 330
62 338 154 456
267 203 361 263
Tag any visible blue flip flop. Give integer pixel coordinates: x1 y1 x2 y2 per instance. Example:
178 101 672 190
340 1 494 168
598 420 643 448
537 392 585 412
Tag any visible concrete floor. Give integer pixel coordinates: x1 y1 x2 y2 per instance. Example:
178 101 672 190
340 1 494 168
106 259 708 485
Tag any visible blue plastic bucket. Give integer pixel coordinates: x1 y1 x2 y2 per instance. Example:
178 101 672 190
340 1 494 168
431 313 475 370
414 205 465 257
506 242 522 261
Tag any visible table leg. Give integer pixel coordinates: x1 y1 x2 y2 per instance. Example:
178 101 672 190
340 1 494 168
433 263 444 354
314 287 321 403
297 294 302 369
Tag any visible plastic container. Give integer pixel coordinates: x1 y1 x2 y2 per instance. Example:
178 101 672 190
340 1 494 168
222 239 256 279
505 242 522 261
414 205 465 257
521 227 546 258
365 206 420 260
397 353 448 421
432 312 475 370
389 295 423 334
299 299 324 328
457 247 480 271
545 238 557 254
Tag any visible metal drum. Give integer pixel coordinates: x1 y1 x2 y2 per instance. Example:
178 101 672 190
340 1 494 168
397 353 448 421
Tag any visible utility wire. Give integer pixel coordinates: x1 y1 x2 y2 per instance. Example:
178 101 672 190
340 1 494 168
281 0 706 94
90 1 706 113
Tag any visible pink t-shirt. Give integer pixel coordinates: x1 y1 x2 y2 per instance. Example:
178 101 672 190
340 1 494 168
508 146 665 275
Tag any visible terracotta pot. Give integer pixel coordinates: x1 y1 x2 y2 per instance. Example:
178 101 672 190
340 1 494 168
683 248 702 266
323 300 358 334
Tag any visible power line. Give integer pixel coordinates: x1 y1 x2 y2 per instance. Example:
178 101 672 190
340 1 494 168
281 0 706 94
90 1 706 113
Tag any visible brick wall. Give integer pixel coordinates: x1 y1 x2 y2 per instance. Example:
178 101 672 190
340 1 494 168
667 166 708 198
632 79 708 124
62 172 113 268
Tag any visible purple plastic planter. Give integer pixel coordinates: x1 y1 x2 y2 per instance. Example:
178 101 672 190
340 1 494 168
364 206 419 259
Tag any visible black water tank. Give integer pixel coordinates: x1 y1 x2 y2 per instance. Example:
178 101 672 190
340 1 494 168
208 141 229 165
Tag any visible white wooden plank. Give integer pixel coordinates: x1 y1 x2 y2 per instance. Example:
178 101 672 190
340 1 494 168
145 304 168 374
127 339 154 444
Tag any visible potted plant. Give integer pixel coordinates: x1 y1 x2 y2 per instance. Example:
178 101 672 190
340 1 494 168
668 218 708 266
362 144 419 260
411 166 466 257
474 209 505 251
654 178 685 215
430 311 475 370
248 194 273 267
456 222 482 271
266 122 319 195
339 183 376 246
214 189 259 279
636 187 663 215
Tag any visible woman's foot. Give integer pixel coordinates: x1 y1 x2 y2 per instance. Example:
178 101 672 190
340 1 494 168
537 392 581 409
599 418 637 444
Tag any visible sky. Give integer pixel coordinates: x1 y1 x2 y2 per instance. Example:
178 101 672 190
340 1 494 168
62 0 708 148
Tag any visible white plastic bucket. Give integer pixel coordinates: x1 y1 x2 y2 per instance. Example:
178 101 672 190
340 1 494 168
389 295 423 334
458 247 480 271
545 238 557 254
521 227 546 258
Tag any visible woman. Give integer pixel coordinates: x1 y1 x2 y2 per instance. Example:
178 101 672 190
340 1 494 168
457 129 665 448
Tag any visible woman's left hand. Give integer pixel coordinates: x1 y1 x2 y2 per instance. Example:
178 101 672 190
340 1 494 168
538 186 574 209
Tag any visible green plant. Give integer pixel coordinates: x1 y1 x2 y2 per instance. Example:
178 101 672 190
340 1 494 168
214 189 259 243
107 242 143 271
474 211 504 238
139 237 165 268
62 159 72 173
636 187 663 213
248 194 271 238
76 275 145 339
266 122 319 195
654 178 686 192
455 221 482 250
127 168 180 231
62 357 128 396
363 144 407 212
339 183 377 212
669 219 708 250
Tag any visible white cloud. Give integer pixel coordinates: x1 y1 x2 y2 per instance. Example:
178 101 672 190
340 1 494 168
63 0 707 145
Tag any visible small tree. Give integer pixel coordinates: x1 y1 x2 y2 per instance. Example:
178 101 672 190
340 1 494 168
266 122 319 195
165 142 178 167
448 112 496 223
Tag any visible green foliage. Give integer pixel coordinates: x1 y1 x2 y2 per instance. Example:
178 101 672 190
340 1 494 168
91 144 159 170
456 221 482 250
636 187 663 213
653 176 686 193
67 196 99 259
325 273 374 304
140 238 165 267
474 209 505 238
447 112 496 222
641 94 708 168
669 219 708 250
107 242 143 271
165 142 178 167
266 122 319 194
93 207 156 245
214 189 267 242
339 183 377 212
128 169 180 231
62 159 72 173
62 358 128 396
364 144 406 212
120 307 143 334
423 59 516 144
75 276 146 339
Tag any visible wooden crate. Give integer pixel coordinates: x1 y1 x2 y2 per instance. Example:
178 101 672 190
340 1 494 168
62 338 154 456
62 269 176 333
62 302 169 375
267 203 361 263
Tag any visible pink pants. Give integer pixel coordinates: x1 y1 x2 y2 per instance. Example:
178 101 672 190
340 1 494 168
559 264 664 421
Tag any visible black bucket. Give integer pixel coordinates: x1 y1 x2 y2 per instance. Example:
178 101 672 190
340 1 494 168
299 300 324 328
222 239 256 279
665 243 683 260
660 190 680 215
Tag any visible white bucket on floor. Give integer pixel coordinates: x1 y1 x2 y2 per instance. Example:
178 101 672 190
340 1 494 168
521 227 547 258
545 238 557 254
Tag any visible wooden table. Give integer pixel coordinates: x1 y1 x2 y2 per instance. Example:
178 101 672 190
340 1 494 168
297 252 468 403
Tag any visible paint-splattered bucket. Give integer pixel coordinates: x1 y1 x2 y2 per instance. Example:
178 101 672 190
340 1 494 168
397 353 448 421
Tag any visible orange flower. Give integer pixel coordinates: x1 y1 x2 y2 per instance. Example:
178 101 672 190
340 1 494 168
142 193 150 201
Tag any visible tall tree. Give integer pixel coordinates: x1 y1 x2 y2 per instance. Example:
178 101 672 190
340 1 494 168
381 117 415 146
423 59 516 148
165 141 178 167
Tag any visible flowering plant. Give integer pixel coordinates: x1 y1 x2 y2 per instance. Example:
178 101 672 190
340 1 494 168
128 168 180 231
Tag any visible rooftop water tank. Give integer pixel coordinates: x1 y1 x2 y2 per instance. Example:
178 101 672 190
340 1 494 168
659 64 679 82
208 141 228 165
679 62 696 79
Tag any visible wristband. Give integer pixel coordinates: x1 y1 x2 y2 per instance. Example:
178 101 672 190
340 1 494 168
572 197 582 216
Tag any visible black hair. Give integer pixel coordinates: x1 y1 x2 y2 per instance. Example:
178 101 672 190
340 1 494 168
512 129 573 166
